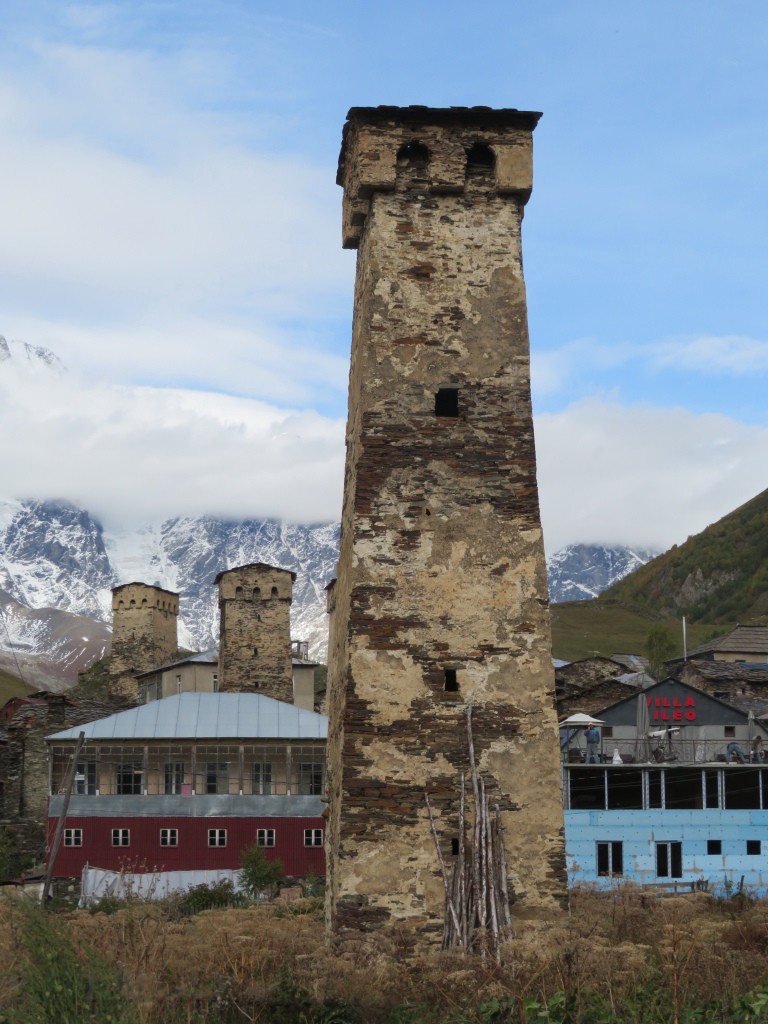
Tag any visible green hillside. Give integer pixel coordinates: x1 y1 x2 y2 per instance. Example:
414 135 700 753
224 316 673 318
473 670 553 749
602 486 768 623
0 666 37 706
550 599 719 663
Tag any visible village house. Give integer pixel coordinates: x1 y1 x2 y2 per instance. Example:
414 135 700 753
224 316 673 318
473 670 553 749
135 642 319 712
563 677 768 892
45 692 327 886
667 625 768 670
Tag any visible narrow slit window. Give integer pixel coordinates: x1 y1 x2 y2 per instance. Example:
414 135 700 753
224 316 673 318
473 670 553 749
444 669 458 692
435 388 459 417
451 838 460 856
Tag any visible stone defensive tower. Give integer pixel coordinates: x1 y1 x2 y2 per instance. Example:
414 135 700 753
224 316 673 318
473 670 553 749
326 106 566 936
215 563 296 701
109 583 179 698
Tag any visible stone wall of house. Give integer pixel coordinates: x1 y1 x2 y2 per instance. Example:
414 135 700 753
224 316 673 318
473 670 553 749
216 563 295 702
109 583 179 699
326 106 567 940
0 695 133 867
557 679 640 719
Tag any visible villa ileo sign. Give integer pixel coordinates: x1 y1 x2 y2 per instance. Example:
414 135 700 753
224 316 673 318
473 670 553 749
648 695 697 722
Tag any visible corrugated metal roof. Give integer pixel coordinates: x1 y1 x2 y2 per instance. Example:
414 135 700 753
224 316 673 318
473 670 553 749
46 693 327 742
134 649 219 678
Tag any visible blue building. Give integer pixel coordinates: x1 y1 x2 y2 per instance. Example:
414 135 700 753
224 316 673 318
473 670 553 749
563 678 768 892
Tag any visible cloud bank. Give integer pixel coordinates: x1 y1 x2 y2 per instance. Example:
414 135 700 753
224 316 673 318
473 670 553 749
3 345 766 556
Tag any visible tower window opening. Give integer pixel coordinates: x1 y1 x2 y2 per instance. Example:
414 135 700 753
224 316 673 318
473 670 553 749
235 587 244 601
435 388 459 417
129 600 135 608
396 141 430 168
451 838 460 856
444 669 458 692
271 586 278 597
253 587 260 599
466 143 496 170
254 647 259 657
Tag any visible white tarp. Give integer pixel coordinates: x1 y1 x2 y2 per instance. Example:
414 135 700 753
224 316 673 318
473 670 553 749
80 865 244 905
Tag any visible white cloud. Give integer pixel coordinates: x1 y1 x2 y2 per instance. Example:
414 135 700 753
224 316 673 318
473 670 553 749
0 355 346 529
532 334 768 396
652 335 768 374
0 41 353 400
536 399 768 554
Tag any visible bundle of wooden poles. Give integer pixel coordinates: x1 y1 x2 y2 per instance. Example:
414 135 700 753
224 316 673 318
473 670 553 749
425 706 512 960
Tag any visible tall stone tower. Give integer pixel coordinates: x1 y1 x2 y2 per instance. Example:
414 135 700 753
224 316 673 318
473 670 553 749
326 106 566 936
215 563 295 701
109 583 179 698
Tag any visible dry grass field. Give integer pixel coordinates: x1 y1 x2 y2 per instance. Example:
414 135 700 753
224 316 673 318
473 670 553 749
3 888 768 1023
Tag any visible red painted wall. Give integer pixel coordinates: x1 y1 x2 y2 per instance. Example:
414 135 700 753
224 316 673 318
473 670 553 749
47 816 326 878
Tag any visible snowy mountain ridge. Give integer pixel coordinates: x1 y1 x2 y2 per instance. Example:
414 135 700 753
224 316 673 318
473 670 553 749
546 543 657 603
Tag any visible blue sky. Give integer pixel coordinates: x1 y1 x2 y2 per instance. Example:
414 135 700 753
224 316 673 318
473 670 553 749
2 0 768 549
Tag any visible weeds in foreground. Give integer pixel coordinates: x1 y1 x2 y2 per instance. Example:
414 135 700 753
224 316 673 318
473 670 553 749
2 889 768 1022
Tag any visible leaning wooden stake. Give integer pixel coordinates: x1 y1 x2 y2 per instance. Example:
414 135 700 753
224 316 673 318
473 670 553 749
42 730 85 903
426 706 513 958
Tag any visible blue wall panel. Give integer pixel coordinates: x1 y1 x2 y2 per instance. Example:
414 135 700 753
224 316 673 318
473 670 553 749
565 809 768 893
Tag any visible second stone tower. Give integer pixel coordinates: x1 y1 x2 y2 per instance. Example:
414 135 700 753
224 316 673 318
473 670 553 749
215 562 295 701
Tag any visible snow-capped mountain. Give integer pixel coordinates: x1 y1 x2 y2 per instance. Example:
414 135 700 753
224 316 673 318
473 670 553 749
546 543 657 603
0 503 653 689
0 498 338 686
0 334 65 374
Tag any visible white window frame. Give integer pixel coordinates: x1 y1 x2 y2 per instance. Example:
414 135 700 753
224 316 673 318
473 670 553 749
208 828 227 847
256 828 275 847
64 828 82 847
304 828 323 847
160 828 178 847
111 828 130 847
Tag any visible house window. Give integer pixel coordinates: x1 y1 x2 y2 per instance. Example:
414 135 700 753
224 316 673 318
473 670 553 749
205 763 230 795
569 769 606 810
656 841 682 878
64 828 82 847
444 669 458 692
252 762 273 795
602 727 613 739
212 672 218 693
725 726 736 738
164 762 185 795
435 388 459 417
208 829 227 847
160 828 178 847
256 829 275 847
176 674 182 694
112 829 130 847
304 829 323 847
707 840 722 855
747 840 761 856
297 762 324 796
596 841 623 876
75 761 98 795
116 763 143 795
724 769 761 810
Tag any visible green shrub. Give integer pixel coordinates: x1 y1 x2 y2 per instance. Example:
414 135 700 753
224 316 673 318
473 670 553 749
240 842 283 898
177 878 246 914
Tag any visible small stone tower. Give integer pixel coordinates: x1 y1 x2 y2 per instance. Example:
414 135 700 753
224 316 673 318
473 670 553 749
109 582 179 698
326 106 566 937
215 563 296 701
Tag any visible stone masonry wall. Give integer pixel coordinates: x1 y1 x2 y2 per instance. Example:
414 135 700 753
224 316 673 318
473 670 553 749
326 106 567 938
109 583 179 699
0 694 133 867
217 563 295 702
